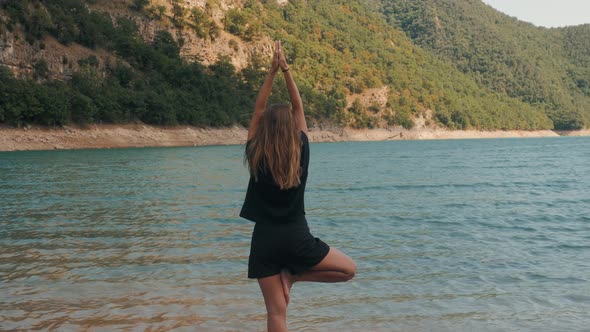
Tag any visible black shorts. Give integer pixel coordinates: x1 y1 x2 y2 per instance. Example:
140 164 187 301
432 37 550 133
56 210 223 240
248 218 330 279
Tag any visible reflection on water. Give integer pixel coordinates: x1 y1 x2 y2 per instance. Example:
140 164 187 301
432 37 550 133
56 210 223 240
1 138 590 331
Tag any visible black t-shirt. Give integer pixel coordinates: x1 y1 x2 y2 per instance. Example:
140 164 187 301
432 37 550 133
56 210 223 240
240 131 310 224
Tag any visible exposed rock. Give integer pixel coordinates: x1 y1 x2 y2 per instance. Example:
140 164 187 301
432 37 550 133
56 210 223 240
0 0 269 79
1 124 582 152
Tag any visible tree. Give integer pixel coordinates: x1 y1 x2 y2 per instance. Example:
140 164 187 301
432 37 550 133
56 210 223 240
33 59 49 80
130 0 150 11
153 30 180 59
170 0 186 27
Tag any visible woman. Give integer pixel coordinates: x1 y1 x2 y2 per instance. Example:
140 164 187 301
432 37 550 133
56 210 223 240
240 41 356 332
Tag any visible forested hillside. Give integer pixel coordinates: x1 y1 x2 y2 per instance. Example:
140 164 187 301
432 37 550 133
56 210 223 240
378 0 590 129
0 0 586 130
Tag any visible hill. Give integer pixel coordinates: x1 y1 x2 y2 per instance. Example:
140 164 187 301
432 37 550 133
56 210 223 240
0 0 586 130
377 0 590 129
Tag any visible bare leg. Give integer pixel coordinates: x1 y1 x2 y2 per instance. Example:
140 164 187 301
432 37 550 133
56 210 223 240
281 248 356 301
258 274 288 332
280 269 293 305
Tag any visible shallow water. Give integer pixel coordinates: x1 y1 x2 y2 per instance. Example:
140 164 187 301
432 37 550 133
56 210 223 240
1 137 590 331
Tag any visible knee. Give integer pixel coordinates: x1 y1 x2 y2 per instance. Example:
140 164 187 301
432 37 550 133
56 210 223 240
343 260 356 281
267 310 287 325
267 302 287 320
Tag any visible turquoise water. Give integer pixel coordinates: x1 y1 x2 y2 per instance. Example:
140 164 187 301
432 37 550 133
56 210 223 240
1 137 590 331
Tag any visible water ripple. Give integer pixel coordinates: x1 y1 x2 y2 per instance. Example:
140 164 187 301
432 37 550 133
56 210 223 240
2 138 590 331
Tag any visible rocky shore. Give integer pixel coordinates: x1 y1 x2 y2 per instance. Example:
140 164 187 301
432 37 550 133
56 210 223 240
1 124 588 152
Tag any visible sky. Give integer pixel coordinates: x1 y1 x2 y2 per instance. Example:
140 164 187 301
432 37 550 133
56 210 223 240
481 0 590 28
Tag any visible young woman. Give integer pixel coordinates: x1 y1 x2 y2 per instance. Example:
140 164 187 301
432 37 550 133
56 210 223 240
240 41 356 332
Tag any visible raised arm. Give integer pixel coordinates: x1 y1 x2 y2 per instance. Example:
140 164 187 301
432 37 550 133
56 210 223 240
248 42 280 140
278 42 307 134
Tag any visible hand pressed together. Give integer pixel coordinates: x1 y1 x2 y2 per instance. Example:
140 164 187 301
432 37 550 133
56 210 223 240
270 41 289 74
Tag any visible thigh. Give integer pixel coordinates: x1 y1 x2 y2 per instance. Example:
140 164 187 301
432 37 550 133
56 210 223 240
310 247 356 275
283 224 330 275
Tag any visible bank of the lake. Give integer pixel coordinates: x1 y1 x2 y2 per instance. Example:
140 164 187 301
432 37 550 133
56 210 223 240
1 124 589 152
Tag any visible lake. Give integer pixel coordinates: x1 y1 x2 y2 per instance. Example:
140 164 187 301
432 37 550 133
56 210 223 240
1 137 589 331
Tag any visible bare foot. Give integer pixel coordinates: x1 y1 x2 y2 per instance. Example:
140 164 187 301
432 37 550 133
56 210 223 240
280 269 294 305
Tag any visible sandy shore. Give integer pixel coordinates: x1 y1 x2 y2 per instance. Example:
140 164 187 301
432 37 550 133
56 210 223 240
0 124 588 152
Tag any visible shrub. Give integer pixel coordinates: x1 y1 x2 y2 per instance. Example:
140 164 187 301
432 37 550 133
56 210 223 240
130 0 150 11
33 59 49 80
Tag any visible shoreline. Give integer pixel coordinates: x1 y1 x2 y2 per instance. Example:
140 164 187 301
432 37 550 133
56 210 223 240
1 124 589 152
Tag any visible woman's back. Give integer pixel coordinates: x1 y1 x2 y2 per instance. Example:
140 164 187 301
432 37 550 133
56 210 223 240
240 131 310 224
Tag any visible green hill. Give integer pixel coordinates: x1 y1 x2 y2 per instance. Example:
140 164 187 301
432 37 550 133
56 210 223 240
378 0 590 129
0 0 586 130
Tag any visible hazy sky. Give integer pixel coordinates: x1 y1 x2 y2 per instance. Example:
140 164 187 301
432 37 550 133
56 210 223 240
482 0 590 28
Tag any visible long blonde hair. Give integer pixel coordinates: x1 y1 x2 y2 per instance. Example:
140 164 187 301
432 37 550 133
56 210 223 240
246 104 302 190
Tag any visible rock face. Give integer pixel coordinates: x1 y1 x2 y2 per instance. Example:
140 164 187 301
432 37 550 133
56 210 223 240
0 28 113 79
0 31 38 78
0 0 272 79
